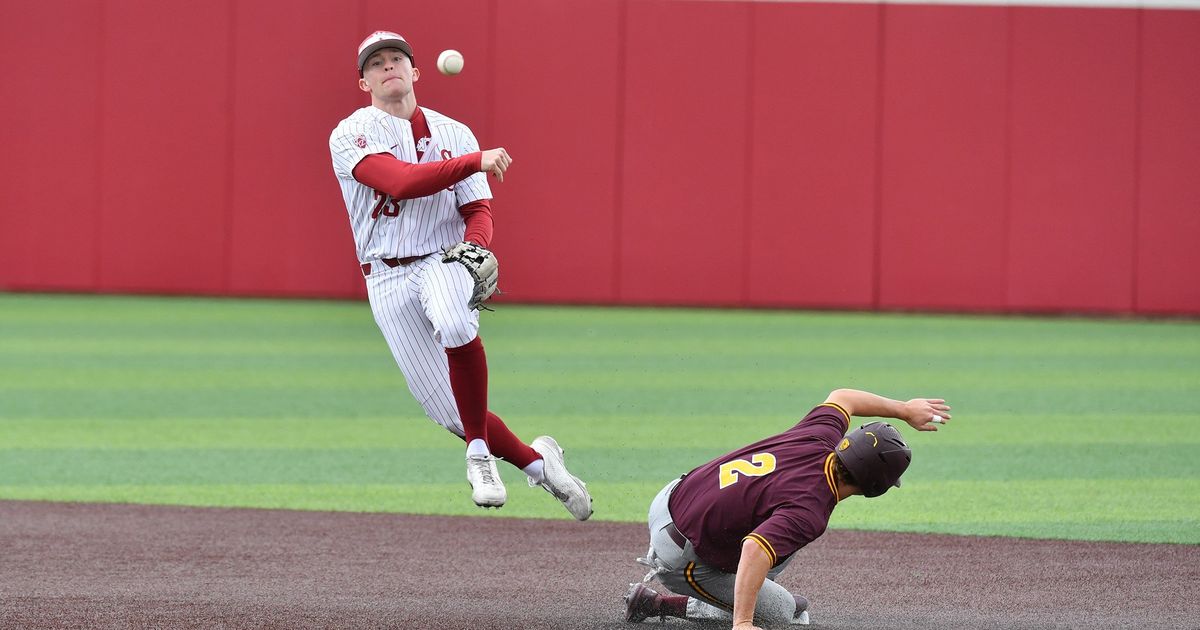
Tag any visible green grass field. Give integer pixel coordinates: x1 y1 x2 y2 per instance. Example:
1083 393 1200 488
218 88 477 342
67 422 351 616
1 293 1197 544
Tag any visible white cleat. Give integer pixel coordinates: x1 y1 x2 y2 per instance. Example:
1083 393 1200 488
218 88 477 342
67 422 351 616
529 436 593 521
466 454 506 508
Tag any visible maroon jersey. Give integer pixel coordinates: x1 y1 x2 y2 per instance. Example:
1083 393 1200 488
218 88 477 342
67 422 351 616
667 403 851 573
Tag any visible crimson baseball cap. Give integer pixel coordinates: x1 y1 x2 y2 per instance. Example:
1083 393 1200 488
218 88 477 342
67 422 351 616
357 31 414 74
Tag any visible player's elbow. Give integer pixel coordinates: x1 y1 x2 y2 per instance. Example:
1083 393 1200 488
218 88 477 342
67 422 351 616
827 388 854 401
825 389 857 413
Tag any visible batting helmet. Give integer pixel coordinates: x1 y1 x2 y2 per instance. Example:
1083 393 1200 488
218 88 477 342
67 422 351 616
834 422 911 498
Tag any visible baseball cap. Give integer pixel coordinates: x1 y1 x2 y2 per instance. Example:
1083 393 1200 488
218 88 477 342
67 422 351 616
357 31 414 74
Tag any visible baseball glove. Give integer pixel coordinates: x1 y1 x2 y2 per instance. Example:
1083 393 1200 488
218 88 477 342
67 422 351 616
441 241 499 310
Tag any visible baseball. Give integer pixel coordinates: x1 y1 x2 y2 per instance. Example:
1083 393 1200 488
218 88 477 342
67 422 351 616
437 49 464 76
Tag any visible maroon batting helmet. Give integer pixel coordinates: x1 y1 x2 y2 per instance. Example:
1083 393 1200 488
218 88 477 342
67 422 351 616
834 422 911 498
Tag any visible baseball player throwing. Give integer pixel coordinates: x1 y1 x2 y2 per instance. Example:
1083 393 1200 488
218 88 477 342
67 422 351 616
329 31 592 520
625 388 951 627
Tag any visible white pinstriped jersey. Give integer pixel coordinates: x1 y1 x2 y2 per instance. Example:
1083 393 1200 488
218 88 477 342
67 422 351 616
330 106 491 262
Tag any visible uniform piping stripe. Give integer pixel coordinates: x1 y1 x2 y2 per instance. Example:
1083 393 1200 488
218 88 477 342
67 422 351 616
685 562 732 611
824 452 841 502
818 402 851 429
744 533 777 566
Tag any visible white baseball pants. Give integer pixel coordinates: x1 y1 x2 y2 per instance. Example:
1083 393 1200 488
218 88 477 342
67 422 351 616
364 254 479 437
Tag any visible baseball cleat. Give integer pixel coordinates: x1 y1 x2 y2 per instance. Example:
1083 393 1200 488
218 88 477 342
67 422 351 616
624 582 665 623
528 436 593 521
466 454 506 508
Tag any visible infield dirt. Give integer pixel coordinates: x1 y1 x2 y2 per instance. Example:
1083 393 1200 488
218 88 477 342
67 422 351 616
1 501 1196 629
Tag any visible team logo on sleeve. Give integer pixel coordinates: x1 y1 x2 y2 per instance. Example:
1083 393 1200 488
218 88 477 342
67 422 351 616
354 135 367 149
838 438 850 451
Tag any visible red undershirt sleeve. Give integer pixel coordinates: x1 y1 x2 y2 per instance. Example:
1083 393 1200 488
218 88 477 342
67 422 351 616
459 199 494 248
352 152 482 200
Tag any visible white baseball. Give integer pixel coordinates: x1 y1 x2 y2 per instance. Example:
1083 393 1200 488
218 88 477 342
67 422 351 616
437 49 464 76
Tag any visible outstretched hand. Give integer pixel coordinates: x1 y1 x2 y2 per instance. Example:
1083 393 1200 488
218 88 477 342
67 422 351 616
480 148 512 182
902 398 952 431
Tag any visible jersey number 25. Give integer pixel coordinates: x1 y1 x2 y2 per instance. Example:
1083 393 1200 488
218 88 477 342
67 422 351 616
718 453 777 489
371 190 400 219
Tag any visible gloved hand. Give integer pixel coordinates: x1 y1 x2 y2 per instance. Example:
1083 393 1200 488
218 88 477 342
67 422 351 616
441 242 499 311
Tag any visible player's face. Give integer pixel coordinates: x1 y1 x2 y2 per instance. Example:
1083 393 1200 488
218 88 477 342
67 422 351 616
359 49 419 100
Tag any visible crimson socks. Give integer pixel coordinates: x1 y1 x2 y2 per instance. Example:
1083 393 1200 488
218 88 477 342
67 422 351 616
446 337 540 469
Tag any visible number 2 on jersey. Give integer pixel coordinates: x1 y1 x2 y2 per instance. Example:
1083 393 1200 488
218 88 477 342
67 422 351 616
718 453 777 489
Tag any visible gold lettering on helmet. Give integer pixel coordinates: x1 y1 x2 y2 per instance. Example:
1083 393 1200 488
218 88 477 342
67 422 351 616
838 438 850 451
865 431 878 447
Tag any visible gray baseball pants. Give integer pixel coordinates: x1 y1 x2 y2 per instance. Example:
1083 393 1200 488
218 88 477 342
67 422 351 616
640 478 799 625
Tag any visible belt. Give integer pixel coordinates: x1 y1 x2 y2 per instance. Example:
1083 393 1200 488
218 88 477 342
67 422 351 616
361 256 423 276
665 522 689 549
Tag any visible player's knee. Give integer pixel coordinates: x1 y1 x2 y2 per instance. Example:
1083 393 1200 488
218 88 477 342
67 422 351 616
755 608 794 625
752 588 797 624
438 319 479 349
657 573 696 600
657 572 688 595
421 398 464 437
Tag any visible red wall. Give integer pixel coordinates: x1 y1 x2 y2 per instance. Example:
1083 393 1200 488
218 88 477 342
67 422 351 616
1008 7 1139 313
879 4 1009 312
1138 10 1200 315
494 0 623 304
228 0 365 299
0 0 104 292
748 2 880 309
1 0 1197 315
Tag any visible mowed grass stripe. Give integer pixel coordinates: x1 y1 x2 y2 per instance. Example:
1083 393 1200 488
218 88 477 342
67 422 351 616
833 480 1200 544
0 444 1191 483
6 413 1194 449
10 366 1172 391
4 382 1194 418
0 483 621 519
1 293 1198 543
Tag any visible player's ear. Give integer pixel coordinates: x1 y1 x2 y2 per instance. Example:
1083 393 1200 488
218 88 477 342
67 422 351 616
412 67 420 82
358 77 370 93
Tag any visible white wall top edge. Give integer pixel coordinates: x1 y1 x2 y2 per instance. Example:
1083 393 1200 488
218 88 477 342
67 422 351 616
686 0 1200 9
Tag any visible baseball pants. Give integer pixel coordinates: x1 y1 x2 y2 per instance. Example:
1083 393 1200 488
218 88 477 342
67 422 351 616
365 253 478 437
642 478 798 624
